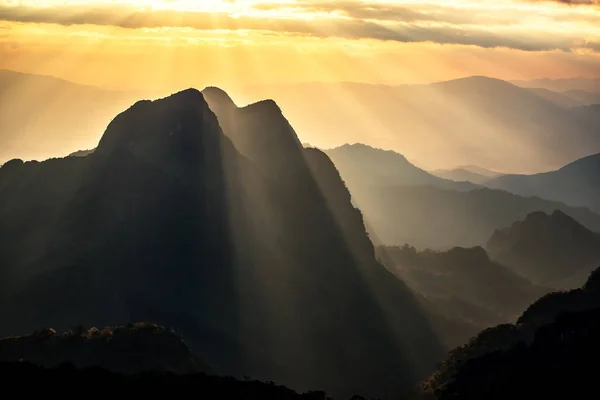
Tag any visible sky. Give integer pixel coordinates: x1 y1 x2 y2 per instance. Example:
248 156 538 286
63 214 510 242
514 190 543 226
0 0 599 91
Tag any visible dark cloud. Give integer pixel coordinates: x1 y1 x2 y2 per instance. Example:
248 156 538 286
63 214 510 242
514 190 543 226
0 3 593 53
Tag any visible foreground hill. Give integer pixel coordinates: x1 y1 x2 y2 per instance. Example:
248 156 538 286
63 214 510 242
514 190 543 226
0 322 208 374
487 211 600 289
0 88 442 399
423 266 600 399
486 153 600 213
377 246 548 347
0 362 324 398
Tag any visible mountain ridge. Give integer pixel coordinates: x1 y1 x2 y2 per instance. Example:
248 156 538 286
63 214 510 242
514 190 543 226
486 152 600 213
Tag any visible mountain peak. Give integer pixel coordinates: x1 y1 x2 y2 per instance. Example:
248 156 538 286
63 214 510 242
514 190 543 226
331 143 409 161
242 99 282 115
201 86 236 108
95 89 223 169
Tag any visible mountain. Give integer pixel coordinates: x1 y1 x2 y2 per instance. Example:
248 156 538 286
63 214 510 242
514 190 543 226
423 266 600 399
242 76 600 173
524 87 600 107
0 88 443 399
377 245 549 347
432 166 502 184
324 144 476 191
562 89 600 105
0 70 142 164
341 180 600 249
486 211 600 289
0 322 208 375
525 87 580 107
486 153 600 213
511 77 600 93
68 149 95 158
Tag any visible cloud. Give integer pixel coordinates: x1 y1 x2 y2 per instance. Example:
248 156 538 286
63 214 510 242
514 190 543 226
531 0 599 5
0 2 596 53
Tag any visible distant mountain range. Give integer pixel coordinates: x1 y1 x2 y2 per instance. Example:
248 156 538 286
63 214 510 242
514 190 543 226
0 88 444 399
4 70 600 174
487 210 600 290
432 165 503 184
486 153 600 213
323 143 600 249
511 77 600 94
325 144 476 191
244 76 600 173
524 87 600 107
0 70 141 163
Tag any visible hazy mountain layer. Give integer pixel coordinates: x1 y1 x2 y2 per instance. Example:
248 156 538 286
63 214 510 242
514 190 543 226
243 77 600 173
432 166 502 184
4 70 599 175
325 144 476 191
486 153 600 213
487 211 600 289
0 70 141 163
377 245 548 348
347 182 600 249
511 77 600 93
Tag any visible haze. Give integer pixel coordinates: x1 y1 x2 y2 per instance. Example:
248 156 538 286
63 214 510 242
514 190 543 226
1 0 600 171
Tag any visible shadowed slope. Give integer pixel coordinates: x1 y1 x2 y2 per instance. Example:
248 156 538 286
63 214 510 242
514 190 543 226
204 87 445 398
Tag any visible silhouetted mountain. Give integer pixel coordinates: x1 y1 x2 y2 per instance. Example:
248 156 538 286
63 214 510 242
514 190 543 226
325 144 476 191
0 70 141 163
423 266 600 400
243 76 600 172
0 362 327 398
377 245 548 348
486 153 600 213
343 181 600 249
432 166 502 184
0 322 208 374
0 88 443 399
486 211 600 289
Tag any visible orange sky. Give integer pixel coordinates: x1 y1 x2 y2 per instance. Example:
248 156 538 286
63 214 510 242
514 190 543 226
0 0 599 91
